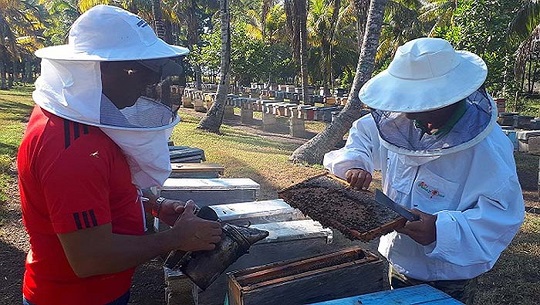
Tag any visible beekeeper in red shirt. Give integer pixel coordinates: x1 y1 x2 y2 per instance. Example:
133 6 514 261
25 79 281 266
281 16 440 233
18 5 222 305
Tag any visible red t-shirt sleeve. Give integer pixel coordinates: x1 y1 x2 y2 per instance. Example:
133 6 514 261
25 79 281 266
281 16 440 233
41 134 114 234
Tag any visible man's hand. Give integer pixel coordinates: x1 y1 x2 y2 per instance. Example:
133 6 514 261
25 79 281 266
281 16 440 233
57 200 221 278
169 201 222 252
157 198 186 226
345 168 372 190
396 209 437 245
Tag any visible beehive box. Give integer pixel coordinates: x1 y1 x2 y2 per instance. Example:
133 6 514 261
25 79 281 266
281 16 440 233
169 162 224 178
278 173 406 241
164 200 334 305
211 199 307 226
160 178 259 207
227 246 384 305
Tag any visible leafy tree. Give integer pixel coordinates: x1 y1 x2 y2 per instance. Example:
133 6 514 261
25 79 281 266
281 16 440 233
376 0 425 70
284 0 309 101
291 0 389 164
1 0 46 88
197 0 231 133
308 0 342 93
507 0 540 107
263 2 289 44
420 0 459 36
190 21 296 87
443 0 522 97
40 0 80 45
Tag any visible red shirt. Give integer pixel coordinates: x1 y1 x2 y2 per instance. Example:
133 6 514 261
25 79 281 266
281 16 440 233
17 106 144 305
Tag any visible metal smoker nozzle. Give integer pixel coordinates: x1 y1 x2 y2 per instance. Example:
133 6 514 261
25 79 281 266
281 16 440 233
163 206 269 290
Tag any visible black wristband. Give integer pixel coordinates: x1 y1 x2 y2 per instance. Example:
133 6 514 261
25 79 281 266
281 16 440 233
153 197 166 218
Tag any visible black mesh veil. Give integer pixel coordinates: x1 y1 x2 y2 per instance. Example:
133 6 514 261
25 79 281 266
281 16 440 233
371 88 496 156
100 57 186 130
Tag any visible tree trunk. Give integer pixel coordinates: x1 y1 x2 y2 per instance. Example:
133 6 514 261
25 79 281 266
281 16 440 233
197 0 231 133
290 0 388 164
0 62 6 90
327 0 342 95
186 0 203 90
354 0 370 51
8 58 15 87
194 65 203 90
298 0 309 103
284 0 307 98
152 0 167 41
0 47 7 90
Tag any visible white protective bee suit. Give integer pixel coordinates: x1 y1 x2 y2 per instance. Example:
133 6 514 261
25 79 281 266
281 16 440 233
324 38 525 281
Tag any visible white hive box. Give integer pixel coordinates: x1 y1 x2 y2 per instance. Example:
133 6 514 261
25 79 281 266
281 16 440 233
195 220 334 305
164 199 335 305
169 163 224 178
516 130 540 152
212 199 307 225
160 178 260 207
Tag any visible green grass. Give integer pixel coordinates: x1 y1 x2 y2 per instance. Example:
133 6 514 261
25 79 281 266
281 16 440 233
172 111 324 199
0 86 34 203
505 97 540 117
514 152 539 191
1 85 539 304
476 213 540 304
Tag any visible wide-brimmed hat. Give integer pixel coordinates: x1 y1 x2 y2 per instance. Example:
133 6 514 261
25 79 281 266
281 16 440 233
35 5 189 61
359 37 487 113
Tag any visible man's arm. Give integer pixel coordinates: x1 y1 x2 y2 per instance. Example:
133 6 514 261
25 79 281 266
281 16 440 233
58 201 221 278
323 114 381 191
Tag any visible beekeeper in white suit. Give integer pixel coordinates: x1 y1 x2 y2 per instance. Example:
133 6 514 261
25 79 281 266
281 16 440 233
323 37 524 304
18 5 221 305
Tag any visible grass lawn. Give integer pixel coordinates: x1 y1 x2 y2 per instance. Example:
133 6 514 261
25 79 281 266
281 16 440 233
0 85 539 304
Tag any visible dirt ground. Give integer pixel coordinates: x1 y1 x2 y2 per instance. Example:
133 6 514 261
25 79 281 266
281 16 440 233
1 110 539 305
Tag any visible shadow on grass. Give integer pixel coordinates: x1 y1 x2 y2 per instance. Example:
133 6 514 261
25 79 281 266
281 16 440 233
0 98 33 123
0 142 20 157
128 259 166 305
0 86 34 95
0 240 25 304
182 125 302 155
515 152 539 192
0 203 26 305
477 224 540 304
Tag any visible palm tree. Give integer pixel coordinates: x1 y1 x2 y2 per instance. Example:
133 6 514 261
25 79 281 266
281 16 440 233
284 0 309 102
508 0 540 43
353 0 370 49
182 0 204 89
508 1 540 106
376 0 425 64
419 0 458 36
197 0 231 132
151 0 166 40
165 0 219 89
290 0 389 164
308 0 342 94
0 0 46 89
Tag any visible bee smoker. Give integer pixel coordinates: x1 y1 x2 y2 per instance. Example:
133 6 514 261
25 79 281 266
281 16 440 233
164 206 269 290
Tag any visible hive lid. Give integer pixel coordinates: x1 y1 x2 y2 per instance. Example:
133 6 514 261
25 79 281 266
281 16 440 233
278 173 406 242
162 178 260 190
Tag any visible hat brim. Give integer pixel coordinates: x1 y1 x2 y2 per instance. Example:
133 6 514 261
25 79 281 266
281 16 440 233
35 38 189 61
359 51 487 113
